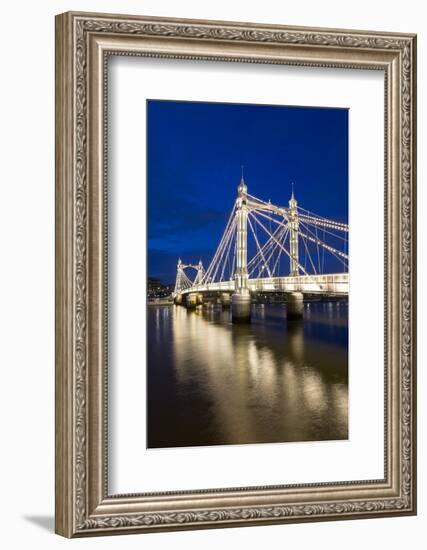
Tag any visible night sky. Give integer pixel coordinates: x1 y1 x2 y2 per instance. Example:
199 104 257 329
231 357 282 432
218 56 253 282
147 100 348 284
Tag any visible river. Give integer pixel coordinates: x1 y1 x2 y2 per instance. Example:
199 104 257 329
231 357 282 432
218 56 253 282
147 301 348 448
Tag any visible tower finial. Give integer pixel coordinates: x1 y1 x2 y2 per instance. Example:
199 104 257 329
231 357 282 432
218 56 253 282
289 182 297 209
237 165 247 197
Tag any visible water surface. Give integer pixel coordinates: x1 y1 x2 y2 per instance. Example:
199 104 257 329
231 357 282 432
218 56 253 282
147 302 348 448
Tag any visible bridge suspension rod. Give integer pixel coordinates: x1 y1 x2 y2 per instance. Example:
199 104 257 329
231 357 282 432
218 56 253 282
297 205 349 232
297 213 349 233
248 224 289 278
248 192 349 233
202 204 236 283
298 221 348 271
247 215 272 278
298 217 349 243
260 225 289 277
247 222 284 269
213 216 236 283
299 228 318 275
249 212 309 276
254 209 349 263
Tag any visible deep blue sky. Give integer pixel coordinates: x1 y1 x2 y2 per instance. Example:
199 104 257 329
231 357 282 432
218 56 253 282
147 100 348 284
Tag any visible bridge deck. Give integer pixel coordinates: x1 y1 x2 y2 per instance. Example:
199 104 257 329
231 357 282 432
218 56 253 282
180 273 348 296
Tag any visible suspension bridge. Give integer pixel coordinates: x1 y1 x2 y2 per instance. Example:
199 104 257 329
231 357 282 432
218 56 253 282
173 175 348 322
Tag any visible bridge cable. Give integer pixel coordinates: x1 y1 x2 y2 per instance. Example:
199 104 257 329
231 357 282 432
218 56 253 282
314 223 321 274
298 221 348 269
219 219 237 282
265 225 288 277
247 215 272 278
254 209 348 266
247 221 285 277
211 220 236 283
269 223 288 276
249 212 309 276
300 229 317 275
202 204 236 283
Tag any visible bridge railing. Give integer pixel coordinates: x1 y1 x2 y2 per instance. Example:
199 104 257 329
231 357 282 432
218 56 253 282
248 273 348 295
179 273 349 296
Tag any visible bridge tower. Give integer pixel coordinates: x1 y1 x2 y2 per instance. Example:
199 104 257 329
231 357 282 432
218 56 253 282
174 258 184 295
287 188 304 319
232 175 251 323
194 260 204 285
288 188 299 276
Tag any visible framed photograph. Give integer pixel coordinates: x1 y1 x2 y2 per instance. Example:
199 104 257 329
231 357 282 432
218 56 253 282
55 11 417 537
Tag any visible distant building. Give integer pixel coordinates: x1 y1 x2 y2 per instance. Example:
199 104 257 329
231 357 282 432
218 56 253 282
148 277 173 300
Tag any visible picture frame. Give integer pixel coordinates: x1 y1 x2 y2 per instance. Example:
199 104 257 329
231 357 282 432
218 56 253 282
55 11 417 537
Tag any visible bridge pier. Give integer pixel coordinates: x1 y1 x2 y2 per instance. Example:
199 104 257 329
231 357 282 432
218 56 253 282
196 293 203 306
185 293 198 309
286 292 304 320
232 292 251 323
221 293 231 308
174 294 182 305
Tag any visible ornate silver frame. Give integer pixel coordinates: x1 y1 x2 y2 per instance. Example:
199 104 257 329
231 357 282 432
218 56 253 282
55 11 417 537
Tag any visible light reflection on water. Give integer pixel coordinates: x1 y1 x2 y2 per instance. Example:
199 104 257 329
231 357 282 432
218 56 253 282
147 302 348 448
